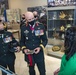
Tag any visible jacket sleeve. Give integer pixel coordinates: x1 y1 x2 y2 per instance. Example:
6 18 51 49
58 54 76 75
10 33 20 46
20 27 26 50
39 25 48 50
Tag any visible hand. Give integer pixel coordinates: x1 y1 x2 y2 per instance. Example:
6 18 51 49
34 47 41 54
16 46 20 52
54 68 60 75
23 49 30 54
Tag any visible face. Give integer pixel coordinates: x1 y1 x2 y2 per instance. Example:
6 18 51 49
25 12 35 22
0 23 4 30
22 14 25 19
26 17 34 22
33 11 38 16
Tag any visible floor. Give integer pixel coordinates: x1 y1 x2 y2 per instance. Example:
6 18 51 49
0 27 61 75
11 29 62 75
14 51 61 75
0 45 61 75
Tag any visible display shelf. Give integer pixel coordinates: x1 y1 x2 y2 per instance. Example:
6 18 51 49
48 19 74 20
47 6 76 38
46 6 76 58
47 6 76 11
46 45 64 59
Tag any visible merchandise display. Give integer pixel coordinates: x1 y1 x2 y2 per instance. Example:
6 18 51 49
52 12 57 19
66 24 71 29
47 7 76 39
59 11 66 19
69 14 73 20
47 0 76 7
60 25 65 31
47 6 76 58
52 45 61 52
53 29 59 39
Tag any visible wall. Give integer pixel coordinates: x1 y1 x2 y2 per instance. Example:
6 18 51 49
8 0 47 14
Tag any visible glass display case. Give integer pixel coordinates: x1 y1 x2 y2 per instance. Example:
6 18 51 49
47 6 76 58
47 0 76 7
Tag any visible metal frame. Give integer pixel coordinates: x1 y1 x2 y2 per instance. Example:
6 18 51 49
0 65 17 75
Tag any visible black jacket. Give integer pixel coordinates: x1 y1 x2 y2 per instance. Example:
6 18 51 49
0 31 19 63
20 19 26 28
20 21 48 63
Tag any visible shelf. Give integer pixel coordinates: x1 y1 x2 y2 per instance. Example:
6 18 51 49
48 29 54 31
46 45 64 59
47 6 76 58
47 5 76 11
48 29 65 32
48 19 74 20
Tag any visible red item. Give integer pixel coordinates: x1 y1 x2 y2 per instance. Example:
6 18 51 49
28 54 33 66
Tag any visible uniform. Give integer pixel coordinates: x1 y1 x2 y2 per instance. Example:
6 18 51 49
0 31 19 75
20 21 48 75
39 14 47 31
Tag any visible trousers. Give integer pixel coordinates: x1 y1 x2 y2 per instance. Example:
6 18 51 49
0 59 15 75
28 60 46 75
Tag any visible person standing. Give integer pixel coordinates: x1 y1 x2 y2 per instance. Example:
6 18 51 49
33 11 39 21
20 14 26 29
0 22 20 75
55 27 76 75
20 12 48 75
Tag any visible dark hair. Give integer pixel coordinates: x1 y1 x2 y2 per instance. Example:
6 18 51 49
64 27 76 60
